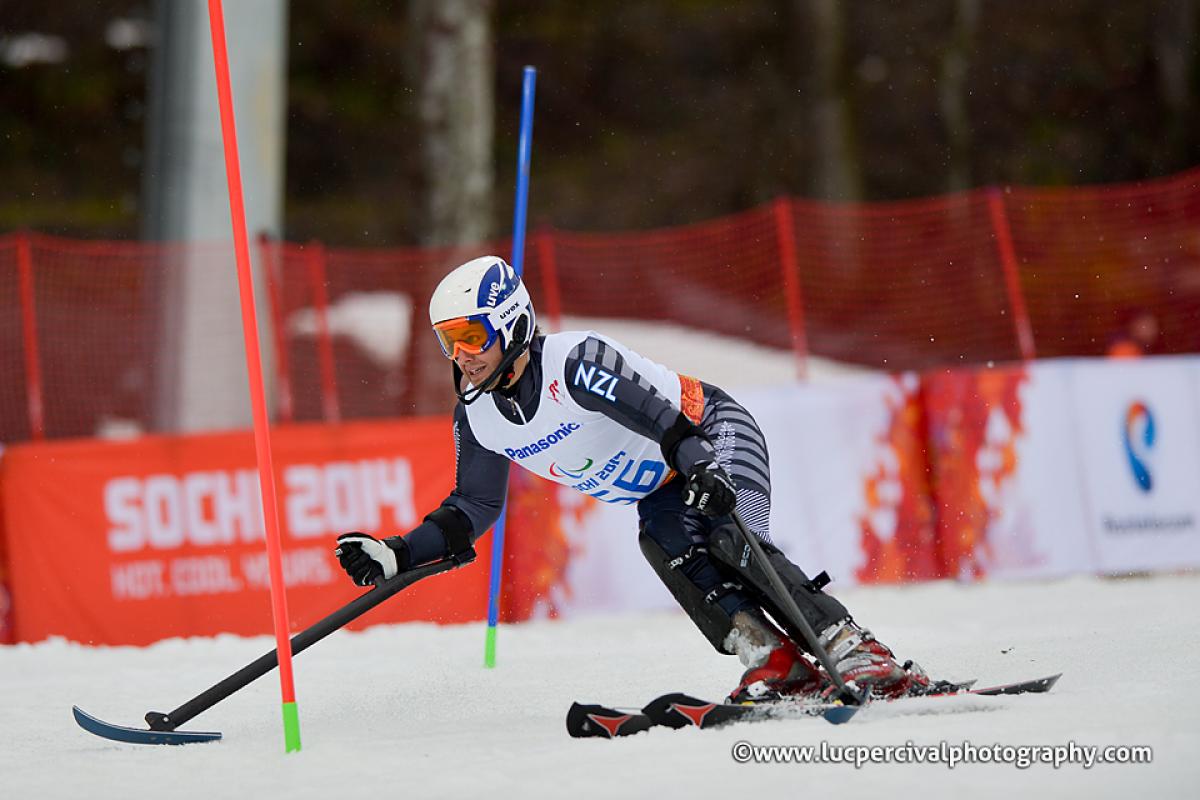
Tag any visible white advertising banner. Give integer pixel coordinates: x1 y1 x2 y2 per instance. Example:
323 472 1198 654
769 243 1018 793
552 356 1200 618
738 376 909 587
559 492 668 615
1067 357 1200 573
977 362 1093 580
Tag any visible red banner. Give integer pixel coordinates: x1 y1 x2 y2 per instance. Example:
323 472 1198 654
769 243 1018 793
1 419 492 645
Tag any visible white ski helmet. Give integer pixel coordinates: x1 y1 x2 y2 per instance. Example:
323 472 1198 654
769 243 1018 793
429 255 536 373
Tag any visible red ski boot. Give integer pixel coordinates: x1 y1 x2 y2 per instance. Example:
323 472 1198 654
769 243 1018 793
818 618 929 698
724 612 826 703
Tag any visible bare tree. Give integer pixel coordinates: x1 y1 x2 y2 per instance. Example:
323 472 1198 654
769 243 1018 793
940 0 980 193
1152 0 1196 162
410 0 494 247
805 0 861 202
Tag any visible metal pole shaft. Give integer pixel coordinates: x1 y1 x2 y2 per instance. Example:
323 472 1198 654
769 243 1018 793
147 557 462 730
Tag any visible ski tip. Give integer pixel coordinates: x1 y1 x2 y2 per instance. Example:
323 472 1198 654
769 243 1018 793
566 702 653 739
971 672 1063 696
73 706 222 746
643 693 758 730
1033 672 1063 692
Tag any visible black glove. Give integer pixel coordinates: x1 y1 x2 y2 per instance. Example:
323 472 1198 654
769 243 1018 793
335 533 412 587
681 459 736 517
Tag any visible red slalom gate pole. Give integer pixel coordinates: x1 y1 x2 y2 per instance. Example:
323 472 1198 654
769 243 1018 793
773 198 810 381
15 232 46 440
206 0 301 752
986 188 1037 361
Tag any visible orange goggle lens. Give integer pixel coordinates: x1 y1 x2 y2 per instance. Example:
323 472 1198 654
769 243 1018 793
432 317 497 358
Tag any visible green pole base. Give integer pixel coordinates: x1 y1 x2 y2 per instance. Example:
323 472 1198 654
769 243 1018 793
282 701 302 752
484 624 497 669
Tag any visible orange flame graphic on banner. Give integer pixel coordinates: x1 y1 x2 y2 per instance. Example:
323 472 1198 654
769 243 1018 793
923 365 1029 580
500 467 585 621
855 374 940 584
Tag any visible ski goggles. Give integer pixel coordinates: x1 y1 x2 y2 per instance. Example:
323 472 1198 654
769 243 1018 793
432 315 499 359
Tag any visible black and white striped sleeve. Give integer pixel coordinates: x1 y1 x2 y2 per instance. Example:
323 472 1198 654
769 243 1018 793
564 336 715 471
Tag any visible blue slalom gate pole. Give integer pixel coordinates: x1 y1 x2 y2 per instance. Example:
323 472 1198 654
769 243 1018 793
485 66 537 669
511 67 537 278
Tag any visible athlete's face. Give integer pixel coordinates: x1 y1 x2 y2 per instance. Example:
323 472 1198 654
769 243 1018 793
455 340 504 386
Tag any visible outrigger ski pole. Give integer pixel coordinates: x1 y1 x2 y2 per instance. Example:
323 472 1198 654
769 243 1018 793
73 553 472 745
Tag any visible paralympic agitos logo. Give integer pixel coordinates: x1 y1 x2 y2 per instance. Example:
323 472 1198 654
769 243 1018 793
549 458 594 479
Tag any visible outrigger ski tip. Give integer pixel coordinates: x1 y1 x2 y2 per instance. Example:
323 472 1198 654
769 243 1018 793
72 706 222 745
71 559 467 749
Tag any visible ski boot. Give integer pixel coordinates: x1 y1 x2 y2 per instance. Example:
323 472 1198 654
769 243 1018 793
817 617 930 699
724 611 827 704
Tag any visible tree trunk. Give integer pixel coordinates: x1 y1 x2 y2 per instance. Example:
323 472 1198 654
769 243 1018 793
806 0 860 202
939 0 980 193
410 0 494 247
1152 0 1196 163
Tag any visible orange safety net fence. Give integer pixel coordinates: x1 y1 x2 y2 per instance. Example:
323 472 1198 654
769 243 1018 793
1 167 1197 443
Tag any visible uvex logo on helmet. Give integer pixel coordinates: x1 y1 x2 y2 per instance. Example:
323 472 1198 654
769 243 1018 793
496 298 522 321
478 261 516 309
486 280 503 306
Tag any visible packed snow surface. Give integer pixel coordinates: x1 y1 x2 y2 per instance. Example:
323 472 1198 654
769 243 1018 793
3 573 1197 798
558 315 873 385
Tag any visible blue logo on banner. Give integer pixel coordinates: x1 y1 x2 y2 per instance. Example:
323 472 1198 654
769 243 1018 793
1122 401 1156 493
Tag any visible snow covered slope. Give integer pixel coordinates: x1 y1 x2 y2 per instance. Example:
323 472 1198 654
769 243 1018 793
559 315 873 386
4 573 1196 798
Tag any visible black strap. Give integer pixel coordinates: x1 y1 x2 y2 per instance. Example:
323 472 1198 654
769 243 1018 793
667 545 744 604
808 571 831 591
424 505 475 565
660 411 704 468
703 581 745 605
665 544 707 572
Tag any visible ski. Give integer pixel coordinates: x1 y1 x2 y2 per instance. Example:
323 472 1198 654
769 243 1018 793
645 691 835 728
566 702 655 739
643 673 1060 731
568 673 1060 737
639 679 977 731
971 673 1060 696
72 706 222 745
